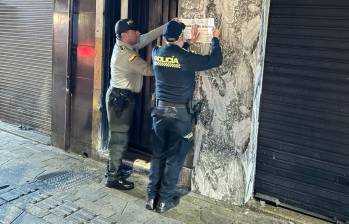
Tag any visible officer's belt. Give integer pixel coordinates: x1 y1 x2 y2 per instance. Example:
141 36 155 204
156 100 186 108
111 87 136 98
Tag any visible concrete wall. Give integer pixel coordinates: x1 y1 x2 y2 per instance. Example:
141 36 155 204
179 0 270 205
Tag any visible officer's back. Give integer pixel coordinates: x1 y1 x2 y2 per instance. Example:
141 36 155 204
152 21 223 104
146 20 223 213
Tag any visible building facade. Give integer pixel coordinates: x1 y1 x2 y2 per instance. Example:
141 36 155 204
0 0 348 222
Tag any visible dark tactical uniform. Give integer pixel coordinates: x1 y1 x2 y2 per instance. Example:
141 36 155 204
147 21 223 211
106 19 163 189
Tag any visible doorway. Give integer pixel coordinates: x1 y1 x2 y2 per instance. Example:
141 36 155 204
102 0 178 161
68 0 96 156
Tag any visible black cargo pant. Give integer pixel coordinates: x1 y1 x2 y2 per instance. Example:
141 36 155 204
106 87 135 181
147 104 193 202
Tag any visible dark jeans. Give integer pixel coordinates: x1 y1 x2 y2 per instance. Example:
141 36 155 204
106 87 135 181
147 106 193 202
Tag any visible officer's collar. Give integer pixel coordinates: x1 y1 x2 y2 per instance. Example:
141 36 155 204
165 43 182 49
165 41 181 47
117 39 134 50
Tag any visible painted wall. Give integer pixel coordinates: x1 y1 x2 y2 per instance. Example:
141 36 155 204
179 0 270 205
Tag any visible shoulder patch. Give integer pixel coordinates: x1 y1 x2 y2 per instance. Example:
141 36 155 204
128 54 138 62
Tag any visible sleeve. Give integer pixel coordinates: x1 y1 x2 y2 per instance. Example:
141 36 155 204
183 41 190 50
133 25 164 50
182 37 223 72
152 46 158 60
125 51 153 76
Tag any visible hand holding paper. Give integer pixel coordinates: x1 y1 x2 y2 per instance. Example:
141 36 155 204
189 25 200 44
180 18 216 43
212 28 220 38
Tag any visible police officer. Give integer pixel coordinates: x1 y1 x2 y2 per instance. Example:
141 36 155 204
146 20 223 212
105 19 164 190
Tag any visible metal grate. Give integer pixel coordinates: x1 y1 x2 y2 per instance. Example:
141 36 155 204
0 0 54 134
256 0 349 222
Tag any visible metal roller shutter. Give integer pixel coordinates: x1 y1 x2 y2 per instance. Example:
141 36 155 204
0 0 54 134
256 0 349 222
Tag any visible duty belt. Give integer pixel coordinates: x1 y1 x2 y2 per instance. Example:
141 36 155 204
156 99 186 108
111 87 135 98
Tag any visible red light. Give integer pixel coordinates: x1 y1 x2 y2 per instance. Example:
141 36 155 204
77 46 95 57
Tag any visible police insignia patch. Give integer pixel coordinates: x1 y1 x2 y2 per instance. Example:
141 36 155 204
128 54 137 62
183 132 193 140
153 56 181 68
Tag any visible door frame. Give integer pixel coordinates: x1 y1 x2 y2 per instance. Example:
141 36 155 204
100 0 178 161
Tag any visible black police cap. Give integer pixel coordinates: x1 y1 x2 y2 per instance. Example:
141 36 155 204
115 19 139 37
163 20 186 41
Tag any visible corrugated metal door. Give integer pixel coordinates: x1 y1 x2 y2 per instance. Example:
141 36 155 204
0 0 53 134
256 0 349 222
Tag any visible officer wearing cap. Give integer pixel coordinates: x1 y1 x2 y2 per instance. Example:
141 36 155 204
105 19 164 190
146 20 223 212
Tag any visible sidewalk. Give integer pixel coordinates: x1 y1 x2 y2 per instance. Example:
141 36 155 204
0 122 330 224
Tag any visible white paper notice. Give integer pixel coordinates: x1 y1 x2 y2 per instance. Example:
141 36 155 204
180 18 215 43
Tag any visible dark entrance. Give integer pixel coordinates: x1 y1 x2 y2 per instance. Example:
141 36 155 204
102 0 178 161
255 0 349 222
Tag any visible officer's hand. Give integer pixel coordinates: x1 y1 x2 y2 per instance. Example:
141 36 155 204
189 25 200 44
213 28 220 38
171 17 180 22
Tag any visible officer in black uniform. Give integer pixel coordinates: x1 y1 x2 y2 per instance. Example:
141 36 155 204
146 20 223 212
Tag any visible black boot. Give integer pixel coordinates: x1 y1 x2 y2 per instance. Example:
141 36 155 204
105 161 134 190
156 196 180 213
106 178 134 190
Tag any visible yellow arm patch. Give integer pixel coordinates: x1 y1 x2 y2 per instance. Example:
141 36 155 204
128 54 138 62
183 132 193 140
